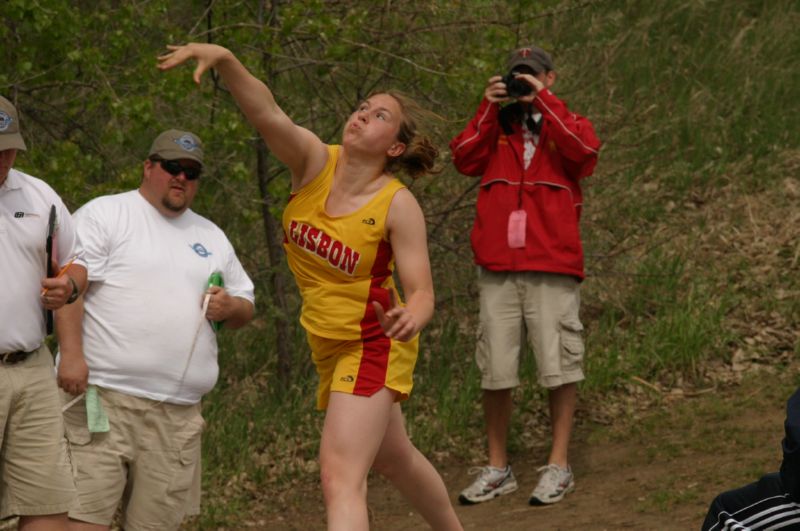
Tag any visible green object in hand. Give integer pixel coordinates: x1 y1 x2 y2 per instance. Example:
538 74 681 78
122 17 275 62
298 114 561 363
208 271 224 332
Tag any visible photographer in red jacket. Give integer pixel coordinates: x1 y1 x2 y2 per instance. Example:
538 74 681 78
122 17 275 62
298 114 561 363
450 45 601 506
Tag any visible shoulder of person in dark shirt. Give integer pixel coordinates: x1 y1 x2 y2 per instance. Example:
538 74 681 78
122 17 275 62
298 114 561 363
780 387 800 501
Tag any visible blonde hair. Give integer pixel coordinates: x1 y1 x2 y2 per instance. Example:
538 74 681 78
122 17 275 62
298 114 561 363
378 90 441 180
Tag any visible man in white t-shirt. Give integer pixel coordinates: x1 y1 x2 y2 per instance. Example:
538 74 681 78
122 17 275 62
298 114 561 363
0 94 87 530
57 129 255 531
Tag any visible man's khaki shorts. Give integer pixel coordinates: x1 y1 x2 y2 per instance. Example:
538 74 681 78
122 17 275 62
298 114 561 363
61 387 204 531
476 269 585 390
0 344 76 518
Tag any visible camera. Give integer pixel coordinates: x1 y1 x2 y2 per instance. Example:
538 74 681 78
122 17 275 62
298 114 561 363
501 71 533 99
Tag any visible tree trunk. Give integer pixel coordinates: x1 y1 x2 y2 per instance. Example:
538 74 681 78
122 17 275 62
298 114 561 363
256 0 293 382
256 142 293 382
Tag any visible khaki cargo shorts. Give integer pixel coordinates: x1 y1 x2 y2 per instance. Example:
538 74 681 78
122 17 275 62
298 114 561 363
0 344 76 518
476 269 585 390
61 387 204 531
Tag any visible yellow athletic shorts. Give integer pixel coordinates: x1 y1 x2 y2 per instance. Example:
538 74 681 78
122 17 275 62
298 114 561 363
307 332 418 410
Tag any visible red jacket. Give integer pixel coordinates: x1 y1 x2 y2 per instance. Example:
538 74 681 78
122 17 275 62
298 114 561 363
450 88 601 279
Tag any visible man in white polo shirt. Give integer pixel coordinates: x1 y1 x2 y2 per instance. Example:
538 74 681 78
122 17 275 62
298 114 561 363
0 94 87 529
56 129 255 531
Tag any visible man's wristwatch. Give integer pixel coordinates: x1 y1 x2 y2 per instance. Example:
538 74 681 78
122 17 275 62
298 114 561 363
66 276 80 304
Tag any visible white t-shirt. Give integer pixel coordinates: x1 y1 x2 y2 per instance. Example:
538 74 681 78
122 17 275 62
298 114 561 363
69 190 254 404
0 168 85 352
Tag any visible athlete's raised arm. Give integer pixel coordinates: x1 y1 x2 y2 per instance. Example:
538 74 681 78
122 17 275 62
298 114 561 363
157 43 327 190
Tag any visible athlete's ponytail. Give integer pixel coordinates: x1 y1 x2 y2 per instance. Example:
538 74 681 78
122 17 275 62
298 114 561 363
380 90 441 180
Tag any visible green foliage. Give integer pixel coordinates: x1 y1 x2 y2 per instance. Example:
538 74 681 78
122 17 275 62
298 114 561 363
585 250 731 391
405 317 483 445
564 0 800 184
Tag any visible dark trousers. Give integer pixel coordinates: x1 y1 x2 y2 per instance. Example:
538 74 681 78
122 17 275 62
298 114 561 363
702 473 800 530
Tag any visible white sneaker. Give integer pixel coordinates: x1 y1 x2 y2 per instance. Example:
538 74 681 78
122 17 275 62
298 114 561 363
529 464 575 505
458 465 518 505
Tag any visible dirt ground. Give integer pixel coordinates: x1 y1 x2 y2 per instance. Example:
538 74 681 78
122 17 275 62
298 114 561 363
257 369 793 530
1 369 789 531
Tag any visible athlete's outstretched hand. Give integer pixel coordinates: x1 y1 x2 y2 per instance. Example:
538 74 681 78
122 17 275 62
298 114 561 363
372 289 419 342
157 43 232 85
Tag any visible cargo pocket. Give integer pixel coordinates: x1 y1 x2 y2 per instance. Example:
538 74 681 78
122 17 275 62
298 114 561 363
61 392 92 481
166 415 204 505
61 392 91 446
559 319 585 372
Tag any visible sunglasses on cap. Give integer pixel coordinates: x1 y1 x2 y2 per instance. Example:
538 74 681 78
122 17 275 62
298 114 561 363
152 158 202 181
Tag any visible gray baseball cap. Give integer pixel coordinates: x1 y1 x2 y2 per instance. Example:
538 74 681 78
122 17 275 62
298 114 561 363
506 45 555 74
0 95 27 152
148 129 203 165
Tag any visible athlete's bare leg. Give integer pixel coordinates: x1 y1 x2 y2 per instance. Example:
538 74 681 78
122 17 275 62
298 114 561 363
372 403 463 530
319 389 394 531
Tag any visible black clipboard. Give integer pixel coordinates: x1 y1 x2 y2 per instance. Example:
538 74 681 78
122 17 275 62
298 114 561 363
45 204 55 335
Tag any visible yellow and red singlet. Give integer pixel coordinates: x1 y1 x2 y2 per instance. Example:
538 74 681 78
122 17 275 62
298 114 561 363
282 144 406 341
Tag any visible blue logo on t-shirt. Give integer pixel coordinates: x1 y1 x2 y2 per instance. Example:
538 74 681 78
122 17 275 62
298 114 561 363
190 243 212 257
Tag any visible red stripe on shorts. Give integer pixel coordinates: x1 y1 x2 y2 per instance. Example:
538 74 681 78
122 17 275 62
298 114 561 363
354 239 393 395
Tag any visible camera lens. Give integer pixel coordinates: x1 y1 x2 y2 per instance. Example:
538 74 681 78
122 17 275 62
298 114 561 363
502 72 532 98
